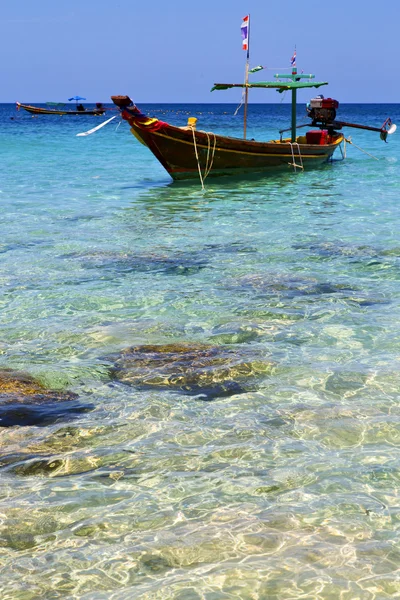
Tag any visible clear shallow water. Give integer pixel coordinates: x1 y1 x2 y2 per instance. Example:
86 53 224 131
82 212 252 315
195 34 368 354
1 101 400 599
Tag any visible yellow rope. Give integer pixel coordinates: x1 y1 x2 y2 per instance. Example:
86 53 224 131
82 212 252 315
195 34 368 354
203 132 217 179
288 142 304 171
191 128 217 190
345 137 379 161
191 127 205 189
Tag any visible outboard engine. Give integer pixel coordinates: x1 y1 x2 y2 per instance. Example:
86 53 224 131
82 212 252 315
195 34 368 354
307 95 339 126
304 95 396 142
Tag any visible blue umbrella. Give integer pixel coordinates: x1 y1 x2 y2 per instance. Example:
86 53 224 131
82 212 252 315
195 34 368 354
68 96 86 102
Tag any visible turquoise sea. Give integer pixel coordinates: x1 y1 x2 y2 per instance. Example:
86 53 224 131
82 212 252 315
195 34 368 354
1 101 400 599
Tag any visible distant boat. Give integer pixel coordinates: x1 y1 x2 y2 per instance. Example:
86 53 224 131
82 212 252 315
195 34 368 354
16 102 106 116
110 17 395 183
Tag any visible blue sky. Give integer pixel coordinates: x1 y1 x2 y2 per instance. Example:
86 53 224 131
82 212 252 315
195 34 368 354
1 0 397 104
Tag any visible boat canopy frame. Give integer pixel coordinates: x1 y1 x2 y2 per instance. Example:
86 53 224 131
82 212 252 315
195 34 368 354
212 69 328 142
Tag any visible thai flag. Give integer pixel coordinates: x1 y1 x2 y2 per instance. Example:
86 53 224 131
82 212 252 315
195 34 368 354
291 50 296 66
241 15 249 51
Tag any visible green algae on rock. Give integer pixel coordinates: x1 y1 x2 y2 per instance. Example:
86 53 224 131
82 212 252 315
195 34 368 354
109 343 274 399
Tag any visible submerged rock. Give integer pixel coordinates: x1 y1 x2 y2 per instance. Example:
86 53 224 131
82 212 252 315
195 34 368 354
0 531 37 551
209 321 278 344
64 250 208 276
10 457 66 477
0 369 92 427
109 343 274 400
231 273 354 299
202 241 257 255
292 240 381 260
8 455 100 477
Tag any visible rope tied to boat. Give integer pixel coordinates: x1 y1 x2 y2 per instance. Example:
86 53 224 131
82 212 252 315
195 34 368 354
339 138 346 159
344 137 379 161
190 126 217 190
288 142 304 171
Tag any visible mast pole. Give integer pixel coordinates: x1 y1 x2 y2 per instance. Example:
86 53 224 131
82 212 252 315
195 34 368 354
243 14 250 139
291 48 297 142
291 70 297 143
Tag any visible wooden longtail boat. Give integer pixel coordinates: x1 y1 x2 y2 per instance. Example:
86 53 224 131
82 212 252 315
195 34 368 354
16 102 106 116
111 94 343 182
111 70 395 183
111 106 343 183
110 17 395 183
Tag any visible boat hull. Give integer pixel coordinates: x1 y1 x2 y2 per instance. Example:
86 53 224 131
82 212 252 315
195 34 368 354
111 97 343 181
133 122 342 180
16 102 105 116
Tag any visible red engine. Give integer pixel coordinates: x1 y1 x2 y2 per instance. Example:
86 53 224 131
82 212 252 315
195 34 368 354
307 95 339 124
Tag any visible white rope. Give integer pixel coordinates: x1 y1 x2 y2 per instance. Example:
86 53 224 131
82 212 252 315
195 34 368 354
234 62 249 116
234 93 245 116
288 142 304 171
345 137 379 160
76 115 116 136
191 128 217 190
